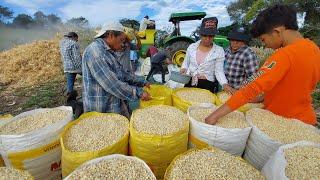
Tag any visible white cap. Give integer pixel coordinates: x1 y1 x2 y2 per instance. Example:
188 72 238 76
94 22 125 38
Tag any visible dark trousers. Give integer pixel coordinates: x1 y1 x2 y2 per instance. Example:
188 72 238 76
146 63 166 83
66 73 77 94
185 79 219 93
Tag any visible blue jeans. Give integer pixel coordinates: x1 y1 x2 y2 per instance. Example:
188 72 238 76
66 73 77 93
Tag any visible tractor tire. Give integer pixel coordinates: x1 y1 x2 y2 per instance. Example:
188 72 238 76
168 41 191 67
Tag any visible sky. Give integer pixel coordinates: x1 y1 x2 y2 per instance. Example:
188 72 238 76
1 0 235 35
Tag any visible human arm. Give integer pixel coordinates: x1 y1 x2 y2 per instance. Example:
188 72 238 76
205 52 290 124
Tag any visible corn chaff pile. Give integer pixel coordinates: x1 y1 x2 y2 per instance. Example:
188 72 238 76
0 167 33 180
164 148 264 180
0 39 63 89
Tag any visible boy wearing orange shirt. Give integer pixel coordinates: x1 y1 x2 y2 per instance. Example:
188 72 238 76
205 4 320 125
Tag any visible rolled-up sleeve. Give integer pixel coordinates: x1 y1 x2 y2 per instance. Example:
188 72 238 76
87 53 142 101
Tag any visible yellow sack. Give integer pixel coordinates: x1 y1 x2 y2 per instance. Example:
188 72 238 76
140 85 172 108
172 88 217 112
0 114 13 120
61 112 129 177
129 109 189 179
216 91 264 112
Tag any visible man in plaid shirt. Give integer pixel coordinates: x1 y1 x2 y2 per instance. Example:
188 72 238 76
82 22 151 117
225 28 259 90
59 32 82 94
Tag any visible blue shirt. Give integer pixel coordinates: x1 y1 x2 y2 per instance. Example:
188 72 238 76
82 38 146 116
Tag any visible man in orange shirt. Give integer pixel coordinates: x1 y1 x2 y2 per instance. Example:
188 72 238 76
205 4 320 125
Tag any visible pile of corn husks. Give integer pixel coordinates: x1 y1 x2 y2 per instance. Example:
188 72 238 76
0 39 63 89
251 47 274 67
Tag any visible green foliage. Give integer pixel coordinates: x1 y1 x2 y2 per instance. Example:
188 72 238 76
66 17 89 28
0 5 13 22
12 14 34 28
244 0 266 23
119 18 140 31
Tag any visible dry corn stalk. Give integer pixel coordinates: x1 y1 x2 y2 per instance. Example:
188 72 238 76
0 167 33 180
176 89 214 104
284 146 320 180
247 108 320 144
64 114 129 152
165 148 264 180
132 105 188 135
0 108 69 135
68 156 156 180
0 40 63 90
189 106 248 128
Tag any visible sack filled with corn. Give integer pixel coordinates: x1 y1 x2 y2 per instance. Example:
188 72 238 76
164 148 264 180
244 108 320 170
65 154 156 180
0 167 33 180
0 106 73 180
216 91 264 112
140 85 172 108
188 103 251 156
129 105 189 179
0 114 13 167
262 141 320 180
61 112 129 177
172 87 217 112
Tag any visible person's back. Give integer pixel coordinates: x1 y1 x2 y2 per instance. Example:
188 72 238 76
60 37 81 73
151 51 167 64
262 38 320 124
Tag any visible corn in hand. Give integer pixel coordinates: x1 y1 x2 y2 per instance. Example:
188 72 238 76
64 114 129 152
0 108 69 135
284 146 320 180
189 106 248 128
246 108 320 144
68 156 156 180
132 105 188 135
0 167 33 180
165 148 264 180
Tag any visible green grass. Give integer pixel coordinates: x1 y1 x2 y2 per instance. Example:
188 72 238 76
19 80 65 111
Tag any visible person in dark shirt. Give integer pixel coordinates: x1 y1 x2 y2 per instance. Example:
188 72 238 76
146 47 172 83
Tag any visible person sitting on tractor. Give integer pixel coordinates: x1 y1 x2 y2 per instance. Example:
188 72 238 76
146 47 172 83
224 27 259 90
139 15 155 32
180 17 234 94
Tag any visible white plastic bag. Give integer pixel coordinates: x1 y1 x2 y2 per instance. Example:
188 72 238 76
65 154 156 179
0 106 73 180
244 116 320 170
261 141 320 180
187 104 251 156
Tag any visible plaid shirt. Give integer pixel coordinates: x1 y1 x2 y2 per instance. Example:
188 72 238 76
82 38 146 116
225 46 259 89
59 37 82 73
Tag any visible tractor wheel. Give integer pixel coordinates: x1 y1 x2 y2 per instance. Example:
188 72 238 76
169 41 191 67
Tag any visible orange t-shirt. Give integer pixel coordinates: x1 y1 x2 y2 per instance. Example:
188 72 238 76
227 38 320 125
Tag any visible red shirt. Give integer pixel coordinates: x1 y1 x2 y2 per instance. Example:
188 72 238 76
146 46 158 57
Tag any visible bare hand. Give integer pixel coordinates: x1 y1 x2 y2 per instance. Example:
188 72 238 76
223 84 236 95
141 92 152 101
205 114 219 125
144 82 151 89
180 68 187 74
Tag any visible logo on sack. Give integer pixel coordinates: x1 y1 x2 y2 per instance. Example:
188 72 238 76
262 61 276 69
51 160 61 171
205 20 217 29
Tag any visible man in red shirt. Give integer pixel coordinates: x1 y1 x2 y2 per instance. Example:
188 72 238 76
205 4 320 125
146 45 158 57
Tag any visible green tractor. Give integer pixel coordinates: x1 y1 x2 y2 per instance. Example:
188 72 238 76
164 12 229 66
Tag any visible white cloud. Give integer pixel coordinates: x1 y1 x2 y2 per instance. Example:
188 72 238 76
5 0 234 34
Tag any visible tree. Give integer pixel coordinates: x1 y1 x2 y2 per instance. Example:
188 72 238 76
12 14 34 28
33 11 47 27
66 17 89 28
47 14 61 25
119 18 140 31
0 5 13 23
